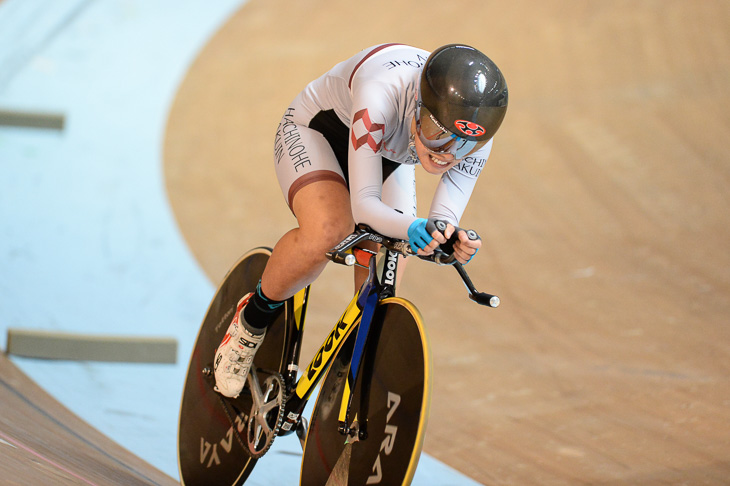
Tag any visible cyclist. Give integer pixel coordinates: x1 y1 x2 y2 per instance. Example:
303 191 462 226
214 43 508 398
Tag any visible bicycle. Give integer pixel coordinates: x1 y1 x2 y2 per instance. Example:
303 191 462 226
177 221 499 485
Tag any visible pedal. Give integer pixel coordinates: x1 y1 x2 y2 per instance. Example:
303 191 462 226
296 416 309 451
201 365 218 388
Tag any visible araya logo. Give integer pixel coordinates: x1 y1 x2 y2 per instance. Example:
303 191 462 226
454 120 486 137
367 391 401 484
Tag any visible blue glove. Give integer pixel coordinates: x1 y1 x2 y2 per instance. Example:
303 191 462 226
407 218 433 252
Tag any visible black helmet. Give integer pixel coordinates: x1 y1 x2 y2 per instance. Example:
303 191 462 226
416 44 508 158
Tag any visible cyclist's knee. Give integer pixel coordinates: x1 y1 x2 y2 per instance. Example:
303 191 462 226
292 182 353 250
305 215 353 252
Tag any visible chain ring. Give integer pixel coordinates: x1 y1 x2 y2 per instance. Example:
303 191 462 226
246 370 286 458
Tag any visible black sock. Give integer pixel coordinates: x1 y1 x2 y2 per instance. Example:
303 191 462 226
243 280 285 333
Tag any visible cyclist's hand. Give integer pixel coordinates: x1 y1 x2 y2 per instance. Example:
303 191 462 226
452 229 481 265
425 221 451 255
427 219 481 264
408 218 445 255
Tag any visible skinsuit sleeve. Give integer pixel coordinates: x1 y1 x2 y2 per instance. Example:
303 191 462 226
347 81 416 240
428 140 493 225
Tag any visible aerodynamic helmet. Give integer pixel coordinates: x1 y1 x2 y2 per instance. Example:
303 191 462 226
416 44 508 159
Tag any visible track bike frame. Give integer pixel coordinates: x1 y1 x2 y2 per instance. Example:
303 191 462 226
257 223 500 446
271 235 403 444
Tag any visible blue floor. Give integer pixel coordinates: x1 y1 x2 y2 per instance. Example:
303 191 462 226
0 1 480 484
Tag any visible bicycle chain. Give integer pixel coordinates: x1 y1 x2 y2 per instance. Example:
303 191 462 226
216 391 249 453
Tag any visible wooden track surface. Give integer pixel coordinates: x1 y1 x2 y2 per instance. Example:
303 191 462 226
164 1 730 484
0 354 176 486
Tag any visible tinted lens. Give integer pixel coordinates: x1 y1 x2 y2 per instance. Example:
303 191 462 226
416 104 485 159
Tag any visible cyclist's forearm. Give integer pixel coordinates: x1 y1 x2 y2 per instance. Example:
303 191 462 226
348 150 414 239
351 189 414 240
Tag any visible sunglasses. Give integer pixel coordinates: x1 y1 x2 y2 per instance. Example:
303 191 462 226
415 103 487 159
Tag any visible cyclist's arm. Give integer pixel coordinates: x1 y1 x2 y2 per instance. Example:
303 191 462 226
427 141 492 263
349 148 415 241
347 86 415 240
428 139 493 225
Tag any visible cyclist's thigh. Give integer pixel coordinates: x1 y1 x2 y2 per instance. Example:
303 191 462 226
274 106 348 214
382 162 417 218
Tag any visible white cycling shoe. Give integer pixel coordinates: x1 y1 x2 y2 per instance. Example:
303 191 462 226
214 293 266 398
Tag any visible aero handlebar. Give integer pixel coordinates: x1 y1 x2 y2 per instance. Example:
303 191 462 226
326 223 500 308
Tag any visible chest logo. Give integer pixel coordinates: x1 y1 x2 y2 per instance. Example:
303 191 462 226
352 108 385 153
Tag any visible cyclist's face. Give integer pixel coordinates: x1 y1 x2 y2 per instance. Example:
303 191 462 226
412 121 459 175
